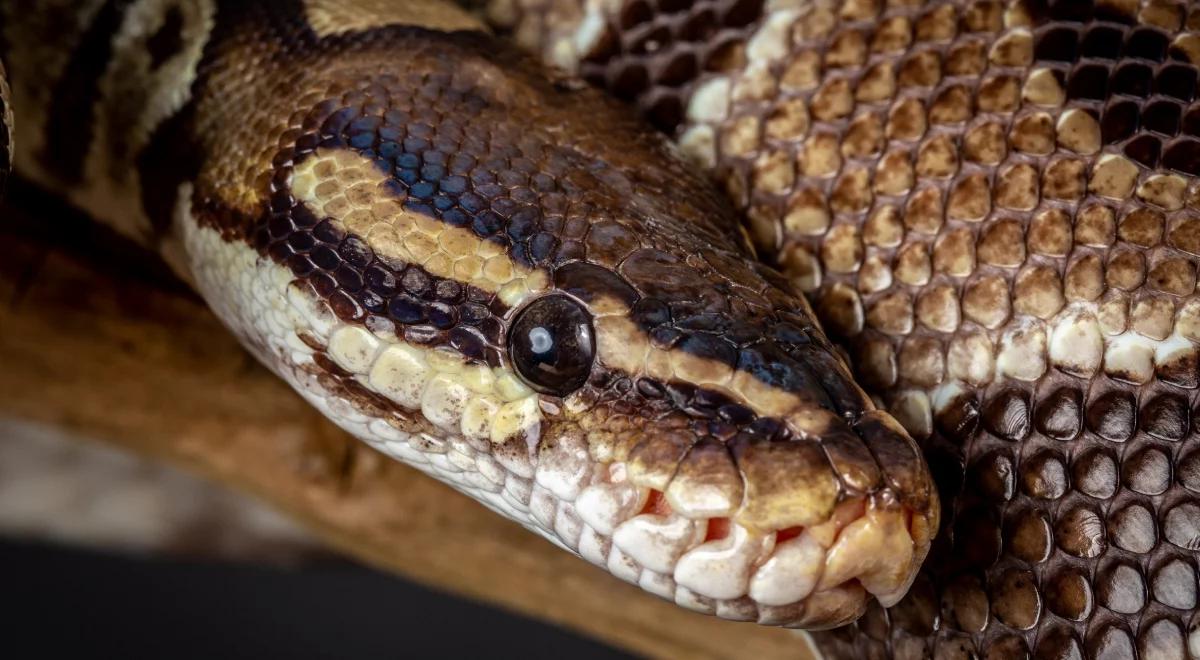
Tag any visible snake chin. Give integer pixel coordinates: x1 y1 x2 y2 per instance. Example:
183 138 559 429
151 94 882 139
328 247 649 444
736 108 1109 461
567 433 938 629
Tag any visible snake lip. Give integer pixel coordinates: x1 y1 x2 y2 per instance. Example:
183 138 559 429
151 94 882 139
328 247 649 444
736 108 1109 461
561 412 939 629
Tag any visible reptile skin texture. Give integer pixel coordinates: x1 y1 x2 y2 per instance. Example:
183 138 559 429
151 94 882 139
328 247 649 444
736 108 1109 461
491 0 1200 657
0 0 939 630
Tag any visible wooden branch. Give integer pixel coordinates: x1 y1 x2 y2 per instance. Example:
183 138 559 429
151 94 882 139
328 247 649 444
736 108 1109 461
0 189 814 660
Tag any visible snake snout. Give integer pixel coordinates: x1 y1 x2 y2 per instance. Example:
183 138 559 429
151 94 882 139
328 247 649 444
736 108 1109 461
567 407 939 629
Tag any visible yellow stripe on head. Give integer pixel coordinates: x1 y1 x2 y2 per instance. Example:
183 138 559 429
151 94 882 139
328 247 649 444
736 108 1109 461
290 147 549 307
589 297 811 423
302 0 483 37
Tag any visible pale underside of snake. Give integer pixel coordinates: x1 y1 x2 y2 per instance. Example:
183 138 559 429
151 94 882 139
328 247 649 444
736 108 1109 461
4 0 1199 656
0 0 938 637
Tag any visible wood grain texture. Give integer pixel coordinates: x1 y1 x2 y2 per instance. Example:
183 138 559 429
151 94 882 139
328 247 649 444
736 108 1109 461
0 188 815 660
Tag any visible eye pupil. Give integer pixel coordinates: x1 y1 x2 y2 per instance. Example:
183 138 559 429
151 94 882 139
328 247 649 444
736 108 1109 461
508 294 595 396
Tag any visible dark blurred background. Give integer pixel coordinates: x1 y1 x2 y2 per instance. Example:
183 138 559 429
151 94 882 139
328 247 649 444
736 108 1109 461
2 537 635 659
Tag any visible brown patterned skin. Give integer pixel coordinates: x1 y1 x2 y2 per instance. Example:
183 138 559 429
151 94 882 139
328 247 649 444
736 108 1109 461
489 0 769 130
0 0 938 629
499 0 1200 657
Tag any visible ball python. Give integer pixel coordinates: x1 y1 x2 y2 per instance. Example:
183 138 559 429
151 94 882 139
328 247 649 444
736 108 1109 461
495 0 1200 657
3 0 1197 656
0 0 938 637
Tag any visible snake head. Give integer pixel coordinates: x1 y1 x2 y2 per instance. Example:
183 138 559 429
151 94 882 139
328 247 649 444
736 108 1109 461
498 249 941 629
176 19 939 629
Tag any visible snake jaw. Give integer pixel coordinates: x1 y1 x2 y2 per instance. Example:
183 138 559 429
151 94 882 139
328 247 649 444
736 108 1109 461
571 475 934 629
557 410 939 628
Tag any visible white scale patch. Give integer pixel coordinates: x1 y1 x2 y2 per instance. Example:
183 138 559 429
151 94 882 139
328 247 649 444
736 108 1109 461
921 299 1200 429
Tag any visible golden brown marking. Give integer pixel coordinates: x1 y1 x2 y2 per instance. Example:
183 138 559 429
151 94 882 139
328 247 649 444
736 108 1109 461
290 148 549 306
302 0 483 36
589 296 866 427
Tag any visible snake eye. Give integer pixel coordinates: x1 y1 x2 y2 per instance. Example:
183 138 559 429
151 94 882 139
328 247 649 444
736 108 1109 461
508 294 595 396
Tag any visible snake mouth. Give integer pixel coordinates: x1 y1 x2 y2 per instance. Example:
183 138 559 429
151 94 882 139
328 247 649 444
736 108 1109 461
565 414 940 629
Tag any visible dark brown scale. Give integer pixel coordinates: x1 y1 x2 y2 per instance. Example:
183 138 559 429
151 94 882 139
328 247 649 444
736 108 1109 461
1055 505 1107 559
1140 392 1188 439
982 388 1031 441
1126 131 1164 166
568 0 768 132
1162 136 1200 174
1081 24 1125 58
956 507 1003 567
1037 26 1081 62
1066 62 1110 101
1102 98 1141 141
971 450 1016 501
1085 389 1137 442
1020 449 1067 499
1034 387 1082 439
1156 63 1198 101
1045 569 1094 621
1143 98 1183 135
1112 62 1154 97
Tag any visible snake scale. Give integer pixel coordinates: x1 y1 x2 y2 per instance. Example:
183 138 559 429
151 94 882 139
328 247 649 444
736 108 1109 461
500 0 1200 657
0 0 1197 657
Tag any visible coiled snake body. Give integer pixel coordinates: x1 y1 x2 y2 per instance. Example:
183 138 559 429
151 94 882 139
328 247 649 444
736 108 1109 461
0 0 1193 657
499 0 1200 657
